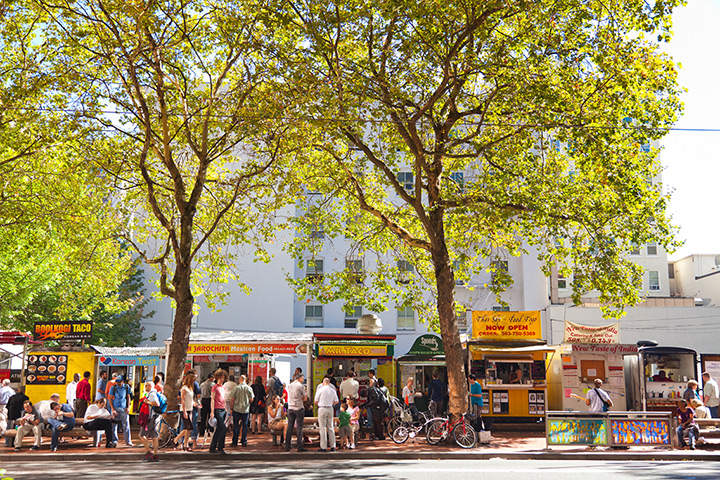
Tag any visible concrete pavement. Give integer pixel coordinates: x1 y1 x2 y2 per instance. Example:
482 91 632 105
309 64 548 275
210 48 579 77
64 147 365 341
3 459 720 480
2 430 719 462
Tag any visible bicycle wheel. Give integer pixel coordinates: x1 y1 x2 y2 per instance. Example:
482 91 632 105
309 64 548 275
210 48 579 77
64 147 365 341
387 416 402 436
452 422 477 449
158 416 178 449
426 419 447 445
391 425 410 444
158 425 175 448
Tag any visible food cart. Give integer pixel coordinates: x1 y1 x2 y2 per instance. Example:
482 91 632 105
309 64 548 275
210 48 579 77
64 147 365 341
634 345 699 412
24 346 97 404
312 333 396 405
547 343 639 411
546 321 639 411
396 334 454 412
469 311 552 422
92 346 165 413
177 332 313 389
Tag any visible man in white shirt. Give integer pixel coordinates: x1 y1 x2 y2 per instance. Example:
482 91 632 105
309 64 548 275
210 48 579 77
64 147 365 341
0 379 15 435
586 379 613 413
702 372 720 418
66 373 79 410
314 377 339 452
223 375 238 428
285 373 308 452
339 371 359 402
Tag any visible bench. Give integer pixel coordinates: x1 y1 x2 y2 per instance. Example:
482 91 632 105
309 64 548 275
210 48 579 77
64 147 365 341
3 418 92 445
270 417 340 446
695 418 720 439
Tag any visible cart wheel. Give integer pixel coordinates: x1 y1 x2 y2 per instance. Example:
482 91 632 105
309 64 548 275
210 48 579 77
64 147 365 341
452 423 477 449
359 431 366 440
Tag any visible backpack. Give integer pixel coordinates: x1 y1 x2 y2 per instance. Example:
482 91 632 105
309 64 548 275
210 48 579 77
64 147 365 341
270 376 283 398
371 386 388 412
154 392 168 414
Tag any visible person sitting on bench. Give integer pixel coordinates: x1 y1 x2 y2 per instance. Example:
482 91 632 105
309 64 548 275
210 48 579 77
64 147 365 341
47 396 76 452
82 398 117 448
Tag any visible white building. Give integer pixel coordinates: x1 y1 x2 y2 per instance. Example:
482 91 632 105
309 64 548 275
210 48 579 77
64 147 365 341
670 254 720 306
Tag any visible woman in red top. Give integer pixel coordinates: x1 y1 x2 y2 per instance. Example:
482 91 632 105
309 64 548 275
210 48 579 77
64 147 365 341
209 369 228 454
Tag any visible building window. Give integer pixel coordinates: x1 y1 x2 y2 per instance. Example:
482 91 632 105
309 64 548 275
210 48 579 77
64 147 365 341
649 271 660 291
344 306 362 329
491 260 508 283
557 274 567 290
310 221 324 239
346 258 364 284
646 242 658 256
397 172 414 194
629 244 640 255
397 306 415 330
306 258 324 283
397 260 414 285
305 305 324 328
492 306 510 312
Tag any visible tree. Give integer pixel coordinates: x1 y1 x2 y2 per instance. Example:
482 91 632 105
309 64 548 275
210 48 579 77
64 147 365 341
0 1 132 326
275 0 683 418
36 0 300 406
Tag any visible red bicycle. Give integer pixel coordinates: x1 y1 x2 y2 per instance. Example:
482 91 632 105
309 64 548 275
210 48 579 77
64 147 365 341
425 412 477 448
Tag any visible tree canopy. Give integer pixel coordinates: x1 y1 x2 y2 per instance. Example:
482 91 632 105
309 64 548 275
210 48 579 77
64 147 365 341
0 1 132 327
33 0 303 405
274 0 684 416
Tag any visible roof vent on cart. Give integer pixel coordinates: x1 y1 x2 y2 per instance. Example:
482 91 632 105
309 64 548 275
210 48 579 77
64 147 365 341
356 314 383 334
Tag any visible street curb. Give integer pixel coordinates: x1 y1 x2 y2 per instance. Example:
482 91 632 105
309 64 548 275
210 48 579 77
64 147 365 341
1 449 719 462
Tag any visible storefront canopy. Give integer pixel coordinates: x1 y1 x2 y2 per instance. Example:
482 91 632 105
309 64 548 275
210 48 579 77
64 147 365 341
175 331 314 356
91 345 166 367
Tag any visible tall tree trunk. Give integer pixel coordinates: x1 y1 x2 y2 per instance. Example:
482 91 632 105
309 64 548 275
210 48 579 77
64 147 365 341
164 262 194 411
431 246 468 420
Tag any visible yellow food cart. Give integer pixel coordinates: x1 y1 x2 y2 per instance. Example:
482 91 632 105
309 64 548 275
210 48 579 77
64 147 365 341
469 311 553 422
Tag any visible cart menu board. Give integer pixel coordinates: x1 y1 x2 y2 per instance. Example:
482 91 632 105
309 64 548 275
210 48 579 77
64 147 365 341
25 354 68 385
471 360 485 380
528 390 545 415
531 360 546 381
492 390 510 414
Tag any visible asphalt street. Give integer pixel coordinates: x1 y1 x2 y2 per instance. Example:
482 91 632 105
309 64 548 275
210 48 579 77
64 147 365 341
2 459 719 480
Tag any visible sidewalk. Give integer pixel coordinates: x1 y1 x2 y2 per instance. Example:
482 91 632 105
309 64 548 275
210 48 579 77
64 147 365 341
2 430 720 462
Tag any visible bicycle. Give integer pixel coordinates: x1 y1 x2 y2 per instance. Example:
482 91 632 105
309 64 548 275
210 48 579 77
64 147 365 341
391 411 437 444
157 410 181 449
386 396 417 435
425 412 477 448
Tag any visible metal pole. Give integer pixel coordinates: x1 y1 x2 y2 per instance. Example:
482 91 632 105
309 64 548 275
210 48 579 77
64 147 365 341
306 342 313 393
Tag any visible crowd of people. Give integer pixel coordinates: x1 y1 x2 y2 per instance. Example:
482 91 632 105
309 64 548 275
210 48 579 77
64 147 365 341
0 372 167 460
0 365 399 460
3 367 716 457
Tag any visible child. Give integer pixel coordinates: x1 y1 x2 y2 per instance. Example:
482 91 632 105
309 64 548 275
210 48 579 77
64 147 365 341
338 403 352 449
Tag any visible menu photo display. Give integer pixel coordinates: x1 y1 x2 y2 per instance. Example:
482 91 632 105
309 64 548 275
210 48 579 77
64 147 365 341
25 354 68 385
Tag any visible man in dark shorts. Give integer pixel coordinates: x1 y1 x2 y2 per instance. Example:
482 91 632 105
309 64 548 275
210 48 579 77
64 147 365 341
139 381 161 462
